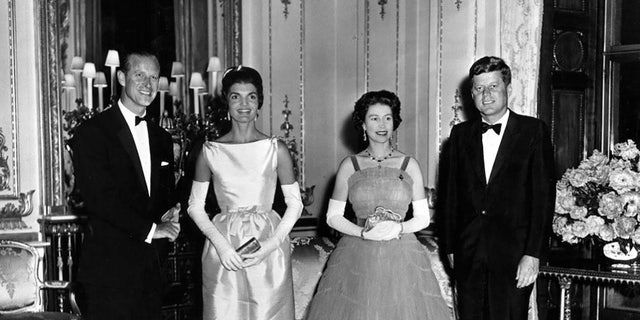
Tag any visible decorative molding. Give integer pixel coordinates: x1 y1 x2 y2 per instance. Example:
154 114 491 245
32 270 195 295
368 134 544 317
225 0 242 66
365 0 370 91
298 0 307 191
0 127 10 191
37 0 65 209
281 0 290 19
455 0 463 11
58 0 70 72
553 0 586 13
1 0 19 199
394 0 399 95
268 0 273 132
450 89 463 127
378 0 388 19
437 0 444 148
0 190 35 230
552 29 585 72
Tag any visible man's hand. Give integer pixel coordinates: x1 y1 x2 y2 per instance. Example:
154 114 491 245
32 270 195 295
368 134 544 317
161 203 181 222
516 255 539 288
153 220 180 241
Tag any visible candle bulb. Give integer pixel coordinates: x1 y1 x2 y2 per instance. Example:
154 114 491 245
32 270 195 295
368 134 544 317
189 72 205 116
104 50 120 99
94 71 107 112
207 57 222 97
169 82 179 115
82 62 96 109
158 77 169 122
199 88 208 118
63 74 76 110
71 56 85 101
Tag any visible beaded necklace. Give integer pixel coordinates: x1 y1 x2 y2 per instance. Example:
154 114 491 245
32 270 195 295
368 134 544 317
365 149 394 167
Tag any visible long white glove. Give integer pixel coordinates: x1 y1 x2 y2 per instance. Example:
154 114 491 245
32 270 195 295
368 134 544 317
242 182 302 266
268 182 303 247
326 199 401 240
187 180 243 271
400 198 431 233
326 199 362 237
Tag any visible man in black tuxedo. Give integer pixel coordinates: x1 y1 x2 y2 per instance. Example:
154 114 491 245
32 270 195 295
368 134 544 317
439 56 555 320
72 52 180 320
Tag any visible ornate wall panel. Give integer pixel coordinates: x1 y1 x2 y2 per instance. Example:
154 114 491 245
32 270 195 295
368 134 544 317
437 0 479 144
0 0 19 199
0 0 40 239
266 0 307 206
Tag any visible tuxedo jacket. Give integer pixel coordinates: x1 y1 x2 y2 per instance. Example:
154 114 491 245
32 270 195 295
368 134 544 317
439 111 555 281
72 106 176 289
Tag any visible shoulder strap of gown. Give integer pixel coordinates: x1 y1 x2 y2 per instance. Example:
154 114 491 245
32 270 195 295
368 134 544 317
400 156 410 171
350 155 361 171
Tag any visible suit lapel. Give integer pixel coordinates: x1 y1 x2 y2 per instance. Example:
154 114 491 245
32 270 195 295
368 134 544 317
487 112 521 185
109 107 149 196
463 120 487 184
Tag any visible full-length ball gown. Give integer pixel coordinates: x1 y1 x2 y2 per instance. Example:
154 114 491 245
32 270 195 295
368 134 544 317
306 156 453 320
200 137 294 320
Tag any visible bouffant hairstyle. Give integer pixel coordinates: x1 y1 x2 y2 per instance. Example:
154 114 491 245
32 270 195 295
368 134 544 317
469 56 511 86
352 90 402 135
221 65 264 109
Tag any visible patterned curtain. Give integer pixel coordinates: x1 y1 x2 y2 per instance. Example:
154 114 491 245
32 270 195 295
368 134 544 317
501 0 544 117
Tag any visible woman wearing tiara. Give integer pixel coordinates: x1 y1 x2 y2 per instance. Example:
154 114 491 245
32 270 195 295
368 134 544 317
187 65 302 319
306 90 452 320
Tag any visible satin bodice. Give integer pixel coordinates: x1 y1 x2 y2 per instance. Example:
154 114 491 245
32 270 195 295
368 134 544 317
202 137 278 212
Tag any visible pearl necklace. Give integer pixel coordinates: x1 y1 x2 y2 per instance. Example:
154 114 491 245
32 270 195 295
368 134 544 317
365 149 394 167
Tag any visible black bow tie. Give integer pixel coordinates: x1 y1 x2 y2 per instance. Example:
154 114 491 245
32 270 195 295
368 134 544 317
135 116 147 126
481 122 502 134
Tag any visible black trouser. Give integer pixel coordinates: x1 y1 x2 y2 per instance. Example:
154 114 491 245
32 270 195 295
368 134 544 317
457 260 533 320
78 278 162 320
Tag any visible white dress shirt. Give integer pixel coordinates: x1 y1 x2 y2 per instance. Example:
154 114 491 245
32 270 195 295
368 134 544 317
482 110 510 184
118 101 156 242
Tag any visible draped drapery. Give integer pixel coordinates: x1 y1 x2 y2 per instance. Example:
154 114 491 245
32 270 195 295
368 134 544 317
501 0 544 117
501 2 544 319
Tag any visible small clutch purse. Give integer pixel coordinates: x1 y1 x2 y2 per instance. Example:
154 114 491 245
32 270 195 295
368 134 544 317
363 206 403 232
236 237 261 255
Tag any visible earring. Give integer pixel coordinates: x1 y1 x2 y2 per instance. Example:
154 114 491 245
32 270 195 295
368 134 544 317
362 131 367 141
226 112 230 121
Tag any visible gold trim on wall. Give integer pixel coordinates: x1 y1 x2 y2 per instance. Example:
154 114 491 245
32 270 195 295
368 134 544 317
37 0 64 210
0 0 20 199
298 0 305 187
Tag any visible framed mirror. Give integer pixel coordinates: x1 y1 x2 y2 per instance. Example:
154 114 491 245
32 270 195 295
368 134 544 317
37 0 241 215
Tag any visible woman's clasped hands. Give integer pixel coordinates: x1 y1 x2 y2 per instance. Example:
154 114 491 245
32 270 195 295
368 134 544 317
216 238 279 271
362 220 402 241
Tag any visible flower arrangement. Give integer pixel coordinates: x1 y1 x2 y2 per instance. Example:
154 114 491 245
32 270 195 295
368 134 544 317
553 140 640 254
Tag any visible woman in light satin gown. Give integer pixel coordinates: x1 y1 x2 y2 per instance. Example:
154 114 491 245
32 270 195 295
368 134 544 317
187 66 302 320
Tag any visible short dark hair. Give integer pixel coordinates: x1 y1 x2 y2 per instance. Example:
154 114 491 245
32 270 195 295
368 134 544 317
221 66 264 109
121 51 160 74
469 56 511 86
352 90 402 134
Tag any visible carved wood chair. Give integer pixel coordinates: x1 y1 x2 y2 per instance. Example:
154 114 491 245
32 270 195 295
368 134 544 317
0 240 81 319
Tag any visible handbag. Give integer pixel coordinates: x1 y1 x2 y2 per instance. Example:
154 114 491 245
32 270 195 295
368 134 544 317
363 206 403 232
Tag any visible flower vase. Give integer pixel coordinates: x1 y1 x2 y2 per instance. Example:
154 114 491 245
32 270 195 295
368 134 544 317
601 242 640 271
